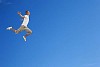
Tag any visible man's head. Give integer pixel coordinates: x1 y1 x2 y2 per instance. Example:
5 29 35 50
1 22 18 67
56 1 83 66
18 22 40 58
26 10 30 15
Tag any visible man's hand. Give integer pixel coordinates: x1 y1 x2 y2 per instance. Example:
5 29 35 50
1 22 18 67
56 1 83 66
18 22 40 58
17 11 25 18
17 11 21 15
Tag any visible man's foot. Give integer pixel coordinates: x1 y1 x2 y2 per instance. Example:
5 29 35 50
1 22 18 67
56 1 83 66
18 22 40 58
6 27 12 30
23 36 26 41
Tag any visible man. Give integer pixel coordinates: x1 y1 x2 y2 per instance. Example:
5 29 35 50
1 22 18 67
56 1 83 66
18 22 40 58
7 10 32 41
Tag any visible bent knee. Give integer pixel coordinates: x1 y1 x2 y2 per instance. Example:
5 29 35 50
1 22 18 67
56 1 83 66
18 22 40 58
28 30 32 34
29 31 32 34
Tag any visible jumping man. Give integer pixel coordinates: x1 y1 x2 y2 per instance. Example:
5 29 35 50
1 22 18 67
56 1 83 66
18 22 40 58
7 10 32 41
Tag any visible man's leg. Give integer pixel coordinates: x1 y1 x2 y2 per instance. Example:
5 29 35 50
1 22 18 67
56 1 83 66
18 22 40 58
25 28 32 37
10 28 16 33
15 26 24 34
7 27 17 33
7 26 22 34
23 27 32 41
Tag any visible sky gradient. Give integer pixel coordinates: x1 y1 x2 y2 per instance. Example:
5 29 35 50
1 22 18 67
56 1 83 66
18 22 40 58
1 0 100 67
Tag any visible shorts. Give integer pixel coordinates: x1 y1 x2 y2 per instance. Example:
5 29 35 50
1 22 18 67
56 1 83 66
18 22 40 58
16 25 32 34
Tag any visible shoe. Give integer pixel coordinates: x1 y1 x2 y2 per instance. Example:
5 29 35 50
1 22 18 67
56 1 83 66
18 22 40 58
23 36 26 41
6 27 12 30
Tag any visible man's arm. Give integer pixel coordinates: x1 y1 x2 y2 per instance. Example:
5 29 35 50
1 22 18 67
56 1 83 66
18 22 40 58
17 11 25 18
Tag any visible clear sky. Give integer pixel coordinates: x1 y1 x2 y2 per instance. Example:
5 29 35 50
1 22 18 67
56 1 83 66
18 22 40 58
0 0 100 67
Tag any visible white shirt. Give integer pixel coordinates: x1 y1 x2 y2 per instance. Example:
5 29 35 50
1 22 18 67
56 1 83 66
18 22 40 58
21 15 29 27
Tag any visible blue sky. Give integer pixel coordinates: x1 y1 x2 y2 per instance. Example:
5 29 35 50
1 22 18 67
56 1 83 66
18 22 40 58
0 0 100 67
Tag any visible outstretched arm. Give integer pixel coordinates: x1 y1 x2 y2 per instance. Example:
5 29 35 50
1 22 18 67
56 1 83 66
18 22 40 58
17 11 25 18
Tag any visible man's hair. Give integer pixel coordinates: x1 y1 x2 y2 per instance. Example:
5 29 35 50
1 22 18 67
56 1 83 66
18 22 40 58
26 10 29 13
